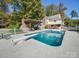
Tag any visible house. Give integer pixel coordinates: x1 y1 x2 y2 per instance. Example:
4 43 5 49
42 14 64 29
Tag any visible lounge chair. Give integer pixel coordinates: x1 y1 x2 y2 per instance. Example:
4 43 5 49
0 33 12 40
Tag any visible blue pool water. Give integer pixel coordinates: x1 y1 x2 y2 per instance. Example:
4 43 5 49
32 30 65 46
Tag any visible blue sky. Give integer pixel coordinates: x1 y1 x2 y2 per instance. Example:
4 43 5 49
41 0 79 18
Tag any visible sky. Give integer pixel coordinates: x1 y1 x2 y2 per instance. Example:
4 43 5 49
41 0 79 18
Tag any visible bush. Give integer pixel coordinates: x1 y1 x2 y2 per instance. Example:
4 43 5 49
45 24 48 29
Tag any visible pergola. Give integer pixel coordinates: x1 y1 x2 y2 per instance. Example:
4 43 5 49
0 18 9 28
24 19 42 29
24 19 42 24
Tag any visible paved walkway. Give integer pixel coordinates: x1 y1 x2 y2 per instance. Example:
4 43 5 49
0 31 79 58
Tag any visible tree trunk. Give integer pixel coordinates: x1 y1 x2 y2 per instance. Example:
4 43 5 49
20 18 30 32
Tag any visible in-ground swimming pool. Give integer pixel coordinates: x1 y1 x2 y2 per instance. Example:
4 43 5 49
31 29 65 46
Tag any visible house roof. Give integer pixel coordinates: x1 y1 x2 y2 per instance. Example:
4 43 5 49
43 14 64 25
47 14 62 20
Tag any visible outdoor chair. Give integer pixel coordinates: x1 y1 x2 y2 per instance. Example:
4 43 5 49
0 33 3 39
0 34 2 39
0 33 12 40
3 34 11 40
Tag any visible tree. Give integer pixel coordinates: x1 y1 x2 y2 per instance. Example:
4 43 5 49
70 10 79 27
0 0 12 12
46 4 58 16
8 11 21 29
0 0 11 28
58 3 67 18
71 10 78 18
0 0 45 29
16 0 45 20
7 0 45 29
64 16 70 26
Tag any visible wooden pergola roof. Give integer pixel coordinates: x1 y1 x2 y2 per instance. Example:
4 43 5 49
0 19 9 26
24 19 42 24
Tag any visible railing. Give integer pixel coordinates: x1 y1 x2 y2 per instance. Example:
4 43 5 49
0 28 23 40
64 26 79 31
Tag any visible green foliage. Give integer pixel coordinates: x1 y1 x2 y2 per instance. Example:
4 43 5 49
45 25 48 29
0 10 8 18
8 12 21 29
46 4 58 16
64 17 70 26
17 0 45 20
71 10 78 18
58 3 67 18
70 20 79 26
64 15 79 27
45 3 67 18
68 10 79 27
0 0 9 12
64 18 79 27
0 0 45 29
1 0 79 29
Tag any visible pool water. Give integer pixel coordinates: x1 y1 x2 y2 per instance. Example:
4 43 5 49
32 30 65 46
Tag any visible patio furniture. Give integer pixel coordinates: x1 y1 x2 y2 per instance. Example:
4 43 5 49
3 34 11 40
0 33 3 39
0 33 12 40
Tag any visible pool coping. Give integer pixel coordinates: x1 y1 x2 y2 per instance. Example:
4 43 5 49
10 29 65 43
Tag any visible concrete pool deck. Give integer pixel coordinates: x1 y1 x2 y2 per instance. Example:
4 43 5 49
0 31 79 58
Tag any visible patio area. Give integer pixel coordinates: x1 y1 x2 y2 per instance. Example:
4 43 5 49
0 31 79 58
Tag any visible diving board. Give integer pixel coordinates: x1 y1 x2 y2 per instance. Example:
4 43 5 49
11 34 38 44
